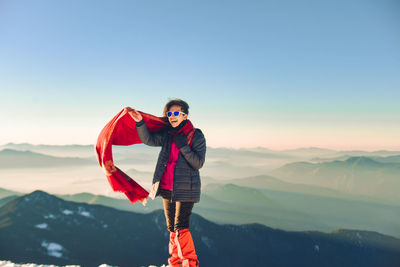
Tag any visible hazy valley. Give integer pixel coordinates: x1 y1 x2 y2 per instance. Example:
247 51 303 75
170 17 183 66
0 142 400 266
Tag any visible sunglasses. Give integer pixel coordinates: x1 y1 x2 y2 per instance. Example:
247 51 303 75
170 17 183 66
167 111 186 117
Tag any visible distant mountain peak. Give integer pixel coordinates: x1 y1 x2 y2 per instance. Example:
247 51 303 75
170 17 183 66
282 147 336 153
0 148 34 154
330 228 399 243
0 149 53 157
29 189 52 196
3 142 31 146
344 156 381 166
20 190 62 204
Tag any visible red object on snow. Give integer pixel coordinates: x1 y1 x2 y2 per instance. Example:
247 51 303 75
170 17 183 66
94 108 168 205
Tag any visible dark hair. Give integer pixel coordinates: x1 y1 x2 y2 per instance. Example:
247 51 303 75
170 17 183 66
163 99 189 119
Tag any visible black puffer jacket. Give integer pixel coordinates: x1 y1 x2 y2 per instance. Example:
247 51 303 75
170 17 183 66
136 119 206 202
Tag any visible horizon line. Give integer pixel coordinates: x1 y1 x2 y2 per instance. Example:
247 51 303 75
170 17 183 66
1 142 400 153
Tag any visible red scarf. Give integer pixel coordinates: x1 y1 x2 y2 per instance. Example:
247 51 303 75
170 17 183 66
95 108 196 205
160 122 187 190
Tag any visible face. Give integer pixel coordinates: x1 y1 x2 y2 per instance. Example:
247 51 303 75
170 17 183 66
167 105 188 127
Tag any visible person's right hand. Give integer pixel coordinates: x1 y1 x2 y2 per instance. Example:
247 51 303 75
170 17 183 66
124 107 143 122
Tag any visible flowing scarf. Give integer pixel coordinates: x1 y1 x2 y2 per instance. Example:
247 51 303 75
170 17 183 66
95 108 196 205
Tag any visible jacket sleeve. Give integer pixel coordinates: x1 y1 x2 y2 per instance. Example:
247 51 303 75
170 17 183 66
136 120 164 147
179 129 206 170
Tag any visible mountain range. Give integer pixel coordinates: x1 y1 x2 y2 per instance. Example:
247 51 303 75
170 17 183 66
3 142 400 176
270 156 400 204
0 190 399 267
2 178 399 238
1 142 400 265
0 149 93 168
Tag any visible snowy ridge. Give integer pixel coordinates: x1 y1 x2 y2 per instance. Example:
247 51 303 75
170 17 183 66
0 261 166 267
0 261 82 267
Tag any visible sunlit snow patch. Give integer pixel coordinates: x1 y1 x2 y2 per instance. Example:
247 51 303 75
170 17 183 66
44 213 56 219
35 223 48 229
62 209 74 215
41 240 65 258
77 206 94 218
0 260 79 266
0 260 117 267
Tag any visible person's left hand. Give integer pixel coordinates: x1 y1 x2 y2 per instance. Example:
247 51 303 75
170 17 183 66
174 133 188 148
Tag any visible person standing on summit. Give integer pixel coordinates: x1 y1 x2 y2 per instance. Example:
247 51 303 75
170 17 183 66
126 99 206 267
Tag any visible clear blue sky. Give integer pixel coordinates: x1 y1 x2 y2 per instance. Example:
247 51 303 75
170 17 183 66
0 0 399 150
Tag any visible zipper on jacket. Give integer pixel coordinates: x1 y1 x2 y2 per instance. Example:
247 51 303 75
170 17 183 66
170 134 176 203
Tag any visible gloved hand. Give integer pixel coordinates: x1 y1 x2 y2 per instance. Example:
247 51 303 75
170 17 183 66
174 133 188 148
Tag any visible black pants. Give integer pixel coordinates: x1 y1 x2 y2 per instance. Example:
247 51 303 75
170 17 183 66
160 189 194 232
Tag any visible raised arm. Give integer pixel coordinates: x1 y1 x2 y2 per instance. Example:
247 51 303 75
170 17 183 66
135 120 165 147
126 107 165 147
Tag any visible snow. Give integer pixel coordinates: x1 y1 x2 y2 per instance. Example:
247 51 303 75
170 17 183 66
60 207 94 218
0 261 118 267
78 211 91 217
44 214 56 219
41 241 64 258
77 207 93 218
62 209 73 215
35 223 48 229
0 261 164 267
0 260 79 267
